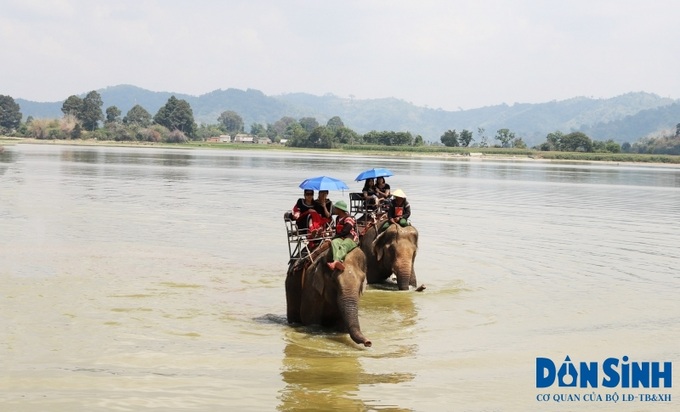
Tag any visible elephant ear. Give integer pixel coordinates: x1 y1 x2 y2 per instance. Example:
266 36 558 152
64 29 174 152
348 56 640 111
311 260 327 296
373 227 392 261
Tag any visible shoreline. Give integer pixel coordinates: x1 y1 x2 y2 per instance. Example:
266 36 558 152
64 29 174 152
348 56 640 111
3 137 679 168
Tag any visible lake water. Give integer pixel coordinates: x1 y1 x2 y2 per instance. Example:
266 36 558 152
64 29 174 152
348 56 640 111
1 143 679 411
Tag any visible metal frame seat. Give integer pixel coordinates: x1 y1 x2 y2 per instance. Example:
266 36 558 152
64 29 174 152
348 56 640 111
349 192 389 233
284 213 334 262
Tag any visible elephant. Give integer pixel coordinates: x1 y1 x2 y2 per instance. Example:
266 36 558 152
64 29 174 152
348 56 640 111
285 242 372 347
361 220 422 291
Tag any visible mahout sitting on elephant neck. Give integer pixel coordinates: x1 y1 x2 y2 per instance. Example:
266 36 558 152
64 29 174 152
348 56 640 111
327 200 360 272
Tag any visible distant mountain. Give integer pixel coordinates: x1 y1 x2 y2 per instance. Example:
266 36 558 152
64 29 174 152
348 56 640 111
14 85 680 145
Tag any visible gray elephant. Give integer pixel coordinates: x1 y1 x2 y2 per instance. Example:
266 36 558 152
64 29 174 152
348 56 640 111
285 243 372 347
361 221 422 291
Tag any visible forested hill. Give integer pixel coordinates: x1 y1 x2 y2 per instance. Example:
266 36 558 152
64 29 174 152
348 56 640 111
15 85 680 145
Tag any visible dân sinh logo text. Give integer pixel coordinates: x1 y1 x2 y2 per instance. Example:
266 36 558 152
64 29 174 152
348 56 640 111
536 356 672 388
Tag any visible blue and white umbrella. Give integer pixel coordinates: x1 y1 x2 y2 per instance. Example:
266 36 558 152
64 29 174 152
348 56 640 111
298 176 349 191
354 168 394 181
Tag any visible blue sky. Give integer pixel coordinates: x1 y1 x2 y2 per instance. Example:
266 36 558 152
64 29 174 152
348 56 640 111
2 0 679 110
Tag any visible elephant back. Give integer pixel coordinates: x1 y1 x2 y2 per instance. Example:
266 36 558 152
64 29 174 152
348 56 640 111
343 245 367 275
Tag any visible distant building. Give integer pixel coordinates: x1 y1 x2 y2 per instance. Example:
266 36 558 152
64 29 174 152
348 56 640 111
233 133 255 143
206 135 232 143
256 137 271 144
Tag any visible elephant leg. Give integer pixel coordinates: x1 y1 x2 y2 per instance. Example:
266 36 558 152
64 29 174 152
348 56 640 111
285 266 302 323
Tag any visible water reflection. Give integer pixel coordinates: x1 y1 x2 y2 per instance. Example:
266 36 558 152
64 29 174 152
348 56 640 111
160 154 193 167
0 151 15 176
277 291 419 411
96 150 194 167
362 289 419 329
278 339 414 412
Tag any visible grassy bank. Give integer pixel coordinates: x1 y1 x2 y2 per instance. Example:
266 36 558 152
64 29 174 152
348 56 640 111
3 136 680 164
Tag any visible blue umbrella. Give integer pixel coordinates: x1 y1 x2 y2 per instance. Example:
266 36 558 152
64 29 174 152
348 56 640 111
354 168 394 181
299 176 349 191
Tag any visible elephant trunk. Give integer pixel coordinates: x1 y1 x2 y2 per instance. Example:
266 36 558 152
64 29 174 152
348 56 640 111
393 257 413 291
338 295 372 347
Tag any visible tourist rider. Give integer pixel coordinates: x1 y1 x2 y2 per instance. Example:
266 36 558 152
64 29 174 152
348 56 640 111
313 190 333 226
375 176 391 201
289 189 317 231
361 178 379 207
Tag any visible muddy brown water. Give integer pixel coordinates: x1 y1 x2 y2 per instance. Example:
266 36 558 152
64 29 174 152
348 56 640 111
1 144 679 410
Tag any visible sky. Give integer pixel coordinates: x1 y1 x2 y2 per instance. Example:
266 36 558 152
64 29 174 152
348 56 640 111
2 0 679 111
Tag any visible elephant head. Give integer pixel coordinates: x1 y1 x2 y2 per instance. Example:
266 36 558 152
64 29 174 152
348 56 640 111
285 245 372 347
361 222 419 291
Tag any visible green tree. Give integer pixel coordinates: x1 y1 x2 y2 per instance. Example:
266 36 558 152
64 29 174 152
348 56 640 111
307 126 334 148
413 135 424 146
326 116 344 131
621 142 632 153
299 117 319 134
459 129 474 147
546 131 564 151
512 137 527 149
362 131 413 146
71 123 82 139
273 117 297 139
265 123 278 141
105 122 134 141
560 132 593 152
218 110 244 135
604 139 621 153
365 131 382 145
123 104 152 127
61 95 83 117
0 94 22 132
392 131 414 146
284 122 309 147
592 140 606 152
105 106 121 124
334 127 360 145
477 127 489 148
495 128 516 148
250 122 266 137
80 91 104 131
153 96 196 137
440 129 459 147
195 124 224 141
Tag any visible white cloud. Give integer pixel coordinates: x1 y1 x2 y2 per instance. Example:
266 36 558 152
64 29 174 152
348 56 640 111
1 0 679 109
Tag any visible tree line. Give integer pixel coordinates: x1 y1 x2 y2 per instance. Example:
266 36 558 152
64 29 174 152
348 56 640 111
439 126 680 154
1 92 679 154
